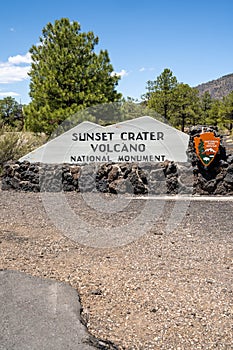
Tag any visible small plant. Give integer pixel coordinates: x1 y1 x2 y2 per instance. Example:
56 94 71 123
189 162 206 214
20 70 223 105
0 129 47 174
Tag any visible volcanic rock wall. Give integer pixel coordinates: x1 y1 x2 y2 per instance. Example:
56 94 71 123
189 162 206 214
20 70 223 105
1 126 233 195
187 126 233 195
1 161 182 195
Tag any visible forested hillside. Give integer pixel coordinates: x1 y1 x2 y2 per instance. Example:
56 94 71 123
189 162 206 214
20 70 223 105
196 73 233 99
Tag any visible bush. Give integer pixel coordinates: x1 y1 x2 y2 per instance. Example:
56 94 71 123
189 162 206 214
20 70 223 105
0 130 47 174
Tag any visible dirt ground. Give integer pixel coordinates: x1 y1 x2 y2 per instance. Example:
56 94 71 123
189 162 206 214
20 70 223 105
0 190 232 349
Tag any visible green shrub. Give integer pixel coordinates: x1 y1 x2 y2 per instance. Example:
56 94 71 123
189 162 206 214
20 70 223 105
0 130 47 174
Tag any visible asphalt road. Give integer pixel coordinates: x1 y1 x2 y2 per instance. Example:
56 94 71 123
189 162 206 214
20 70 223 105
0 270 96 350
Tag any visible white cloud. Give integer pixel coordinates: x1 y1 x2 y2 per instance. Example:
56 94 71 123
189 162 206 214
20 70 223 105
0 91 20 97
111 69 128 78
0 52 31 84
139 67 155 72
8 52 32 64
0 63 30 84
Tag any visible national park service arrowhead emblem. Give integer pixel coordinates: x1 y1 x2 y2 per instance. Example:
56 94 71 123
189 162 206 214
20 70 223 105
194 132 220 167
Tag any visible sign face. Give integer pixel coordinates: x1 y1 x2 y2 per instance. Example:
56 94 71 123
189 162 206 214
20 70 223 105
194 132 220 166
19 116 189 163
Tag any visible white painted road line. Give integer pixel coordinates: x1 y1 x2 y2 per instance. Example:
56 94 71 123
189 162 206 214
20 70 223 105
129 195 233 202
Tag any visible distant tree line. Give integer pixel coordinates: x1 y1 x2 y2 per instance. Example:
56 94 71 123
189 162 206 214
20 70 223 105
1 18 233 135
143 68 233 132
0 97 24 130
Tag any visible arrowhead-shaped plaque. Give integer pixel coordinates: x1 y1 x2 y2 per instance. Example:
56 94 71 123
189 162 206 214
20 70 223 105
194 132 220 166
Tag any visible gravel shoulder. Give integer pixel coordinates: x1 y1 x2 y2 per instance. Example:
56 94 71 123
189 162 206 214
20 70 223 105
0 191 232 349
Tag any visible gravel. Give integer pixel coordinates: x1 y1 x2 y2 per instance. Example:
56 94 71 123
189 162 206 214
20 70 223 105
0 190 232 349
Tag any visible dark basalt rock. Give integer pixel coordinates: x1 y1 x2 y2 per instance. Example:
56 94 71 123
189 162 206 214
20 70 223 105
1 125 233 195
187 125 233 195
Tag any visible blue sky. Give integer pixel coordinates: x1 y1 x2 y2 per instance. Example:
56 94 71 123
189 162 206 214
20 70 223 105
0 0 232 104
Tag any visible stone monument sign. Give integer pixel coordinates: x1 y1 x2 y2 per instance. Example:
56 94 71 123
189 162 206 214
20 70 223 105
19 116 189 163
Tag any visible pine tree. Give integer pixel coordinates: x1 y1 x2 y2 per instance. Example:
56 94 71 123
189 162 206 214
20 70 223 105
144 68 178 122
198 139 205 155
25 18 121 134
